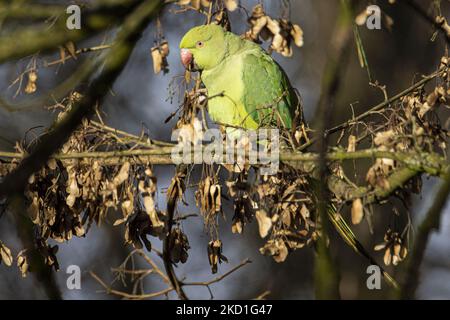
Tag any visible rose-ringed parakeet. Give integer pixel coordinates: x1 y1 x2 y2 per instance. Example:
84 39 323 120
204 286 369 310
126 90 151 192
179 24 397 288
180 24 297 132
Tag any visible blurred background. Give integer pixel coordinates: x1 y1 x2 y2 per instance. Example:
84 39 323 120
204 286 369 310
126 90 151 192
0 0 449 299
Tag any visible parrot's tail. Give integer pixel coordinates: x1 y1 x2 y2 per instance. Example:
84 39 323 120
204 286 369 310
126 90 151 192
326 204 399 289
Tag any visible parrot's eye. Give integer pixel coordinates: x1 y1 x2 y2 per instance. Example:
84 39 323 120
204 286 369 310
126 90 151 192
196 41 205 48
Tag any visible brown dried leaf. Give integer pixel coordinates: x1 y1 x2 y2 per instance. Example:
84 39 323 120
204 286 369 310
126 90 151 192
355 9 369 26
160 40 170 57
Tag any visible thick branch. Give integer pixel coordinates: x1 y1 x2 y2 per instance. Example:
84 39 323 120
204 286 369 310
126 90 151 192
328 167 419 203
0 0 164 198
0 0 148 64
0 2 64 20
399 168 450 299
0 148 447 175
312 0 356 300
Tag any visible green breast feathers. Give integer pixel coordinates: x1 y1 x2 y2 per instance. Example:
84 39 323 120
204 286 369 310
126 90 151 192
201 45 294 130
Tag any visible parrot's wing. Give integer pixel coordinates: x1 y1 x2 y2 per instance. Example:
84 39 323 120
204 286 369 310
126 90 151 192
241 50 295 129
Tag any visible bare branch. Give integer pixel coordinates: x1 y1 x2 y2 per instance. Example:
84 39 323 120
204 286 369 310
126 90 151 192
399 168 450 299
0 0 165 198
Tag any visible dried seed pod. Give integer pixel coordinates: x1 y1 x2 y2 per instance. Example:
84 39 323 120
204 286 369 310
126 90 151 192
0 241 13 267
347 135 356 152
224 0 238 12
24 70 38 94
151 46 163 74
375 229 408 266
255 209 272 238
17 250 29 278
259 239 288 263
191 0 201 10
64 41 77 59
290 24 304 47
160 40 170 57
252 4 265 19
351 198 364 225
436 16 450 38
169 228 190 264
207 240 228 273
138 176 164 235
355 9 369 26
243 4 269 42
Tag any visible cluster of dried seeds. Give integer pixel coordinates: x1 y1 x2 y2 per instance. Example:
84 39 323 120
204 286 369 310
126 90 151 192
243 4 304 57
224 167 318 263
0 104 175 272
374 229 408 266
195 175 222 226
177 0 238 12
24 69 38 94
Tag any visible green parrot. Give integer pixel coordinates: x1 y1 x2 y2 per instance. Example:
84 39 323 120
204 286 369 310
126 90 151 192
179 24 397 288
180 24 296 131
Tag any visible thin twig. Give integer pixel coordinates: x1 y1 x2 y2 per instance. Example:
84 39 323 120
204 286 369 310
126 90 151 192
90 271 173 300
182 259 251 286
326 67 447 136
404 0 450 45
45 44 113 67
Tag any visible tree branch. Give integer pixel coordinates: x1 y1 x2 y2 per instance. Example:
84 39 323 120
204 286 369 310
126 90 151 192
403 0 450 45
399 168 450 299
326 67 447 136
312 0 356 300
0 0 150 64
0 148 447 175
0 0 165 198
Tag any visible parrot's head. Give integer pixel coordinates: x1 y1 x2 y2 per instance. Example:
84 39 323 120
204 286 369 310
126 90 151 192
179 24 226 71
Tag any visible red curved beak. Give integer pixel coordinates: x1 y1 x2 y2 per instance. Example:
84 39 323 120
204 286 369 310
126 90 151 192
180 48 193 68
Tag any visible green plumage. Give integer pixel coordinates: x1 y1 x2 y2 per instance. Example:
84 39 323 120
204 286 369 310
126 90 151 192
180 24 297 130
